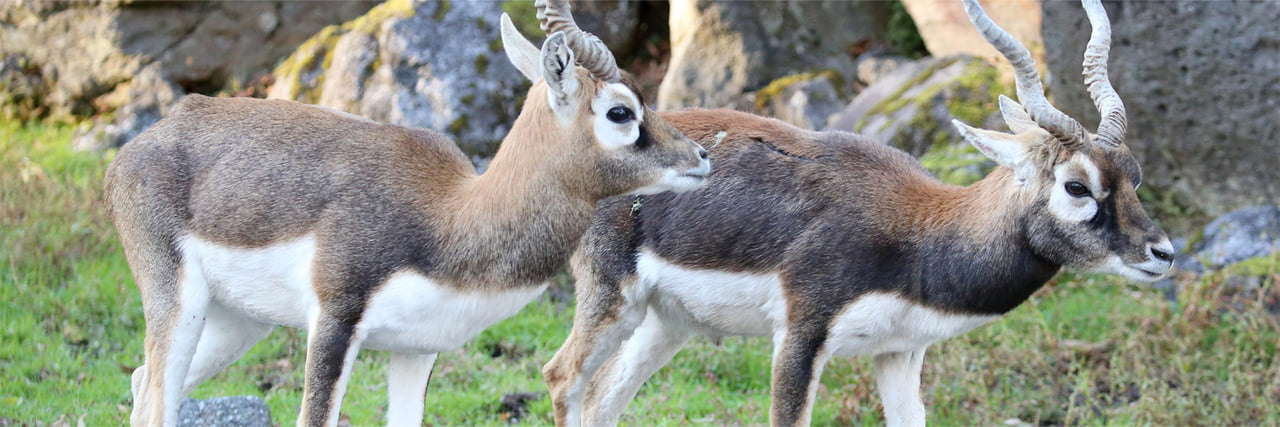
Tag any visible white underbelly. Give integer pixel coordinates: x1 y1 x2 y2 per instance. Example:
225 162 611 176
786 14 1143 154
634 251 998 353
180 234 546 353
636 250 785 337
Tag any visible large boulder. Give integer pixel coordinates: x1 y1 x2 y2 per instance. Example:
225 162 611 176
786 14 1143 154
827 56 1009 185
901 0 1044 66
72 63 183 151
268 0 532 160
656 0 895 110
1042 1 1280 217
0 0 379 120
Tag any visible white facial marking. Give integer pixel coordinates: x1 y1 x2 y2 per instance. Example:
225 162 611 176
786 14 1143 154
593 83 643 149
1087 254 1171 283
1048 153 1101 222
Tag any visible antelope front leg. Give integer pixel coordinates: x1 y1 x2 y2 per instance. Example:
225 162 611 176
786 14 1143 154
873 348 928 427
543 276 647 426
385 352 438 427
769 328 836 427
299 312 365 427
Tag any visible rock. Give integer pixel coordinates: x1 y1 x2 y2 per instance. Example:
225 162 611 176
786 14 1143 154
656 0 894 110
269 0 530 160
753 71 846 131
0 54 45 120
498 391 541 423
0 0 378 119
73 64 183 151
901 0 1044 66
827 56 1009 185
569 0 642 56
1042 1 1280 217
177 396 272 427
854 51 912 87
1175 205 1280 274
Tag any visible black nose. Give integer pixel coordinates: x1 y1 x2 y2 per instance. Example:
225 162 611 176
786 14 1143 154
697 148 708 159
1150 246 1174 262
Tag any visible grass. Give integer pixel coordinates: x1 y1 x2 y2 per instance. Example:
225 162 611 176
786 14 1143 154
1 119 1277 426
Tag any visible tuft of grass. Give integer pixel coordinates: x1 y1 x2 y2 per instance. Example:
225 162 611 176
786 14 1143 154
1 119 1275 425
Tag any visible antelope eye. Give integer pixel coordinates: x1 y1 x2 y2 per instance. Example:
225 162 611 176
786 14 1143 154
606 106 634 124
1065 181 1091 197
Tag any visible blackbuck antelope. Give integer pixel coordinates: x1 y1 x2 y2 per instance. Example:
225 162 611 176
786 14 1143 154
542 0 1174 425
105 1 709 425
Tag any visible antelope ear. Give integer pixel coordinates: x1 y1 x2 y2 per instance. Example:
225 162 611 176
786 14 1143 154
501 13 541 81
997 95 1040 134
540 31 579 114
952 119 1035 183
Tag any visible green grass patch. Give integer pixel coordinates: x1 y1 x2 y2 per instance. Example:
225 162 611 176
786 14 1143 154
1 119 1275 425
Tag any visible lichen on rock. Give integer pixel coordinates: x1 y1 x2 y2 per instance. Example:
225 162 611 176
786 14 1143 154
269 0 530 161
828 56 1011 185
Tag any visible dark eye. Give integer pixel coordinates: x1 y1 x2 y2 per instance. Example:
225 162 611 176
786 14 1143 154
1065 181 1091 197
606 106 634 124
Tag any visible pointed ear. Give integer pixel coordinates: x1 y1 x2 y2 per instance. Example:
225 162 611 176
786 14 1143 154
997 95 1040 134
952 119 1034 182
541 32 579 113
501 13 541 81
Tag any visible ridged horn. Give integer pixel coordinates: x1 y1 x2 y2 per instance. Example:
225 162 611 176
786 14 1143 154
535 0 622 83
1081 0 1127 148
962 0 1089 150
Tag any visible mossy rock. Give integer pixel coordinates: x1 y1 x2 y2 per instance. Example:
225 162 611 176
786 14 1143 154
828 56 1012 185
269 0 416 103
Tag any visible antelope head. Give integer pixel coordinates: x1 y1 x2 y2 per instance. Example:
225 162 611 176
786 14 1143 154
951 0 1174 282
498 0 710 199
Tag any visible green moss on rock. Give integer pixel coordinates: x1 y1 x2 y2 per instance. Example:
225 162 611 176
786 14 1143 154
502 0 543 41
474 53 490 75
270 0 415 103
753 70 845 112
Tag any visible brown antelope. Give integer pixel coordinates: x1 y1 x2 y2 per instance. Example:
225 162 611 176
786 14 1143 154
542 0 1173 425
104 1 709 425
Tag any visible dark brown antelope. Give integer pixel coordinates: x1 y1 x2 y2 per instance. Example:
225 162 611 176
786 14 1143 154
105 1 709 425
542 0 1173 425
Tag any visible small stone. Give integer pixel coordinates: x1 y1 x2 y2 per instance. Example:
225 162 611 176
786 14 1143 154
177 396 272 427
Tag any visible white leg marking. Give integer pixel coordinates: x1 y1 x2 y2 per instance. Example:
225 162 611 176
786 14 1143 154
158 246 212 427
798 345 836 427
327 333 365 427
874 349 928 427
562 305 647 427
585 310 693 426
182 302 274 394
386 352 438 427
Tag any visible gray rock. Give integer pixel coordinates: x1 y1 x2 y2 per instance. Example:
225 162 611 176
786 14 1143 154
656 0 893 110
754 72 846 131
1042 1 1280 217
270 0 529 160
1176 205 1280 274
0 0 378 119
570 0 642 56
73 64 182 151
177 396 272 427
827 56 1007 185
854 52 912 87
